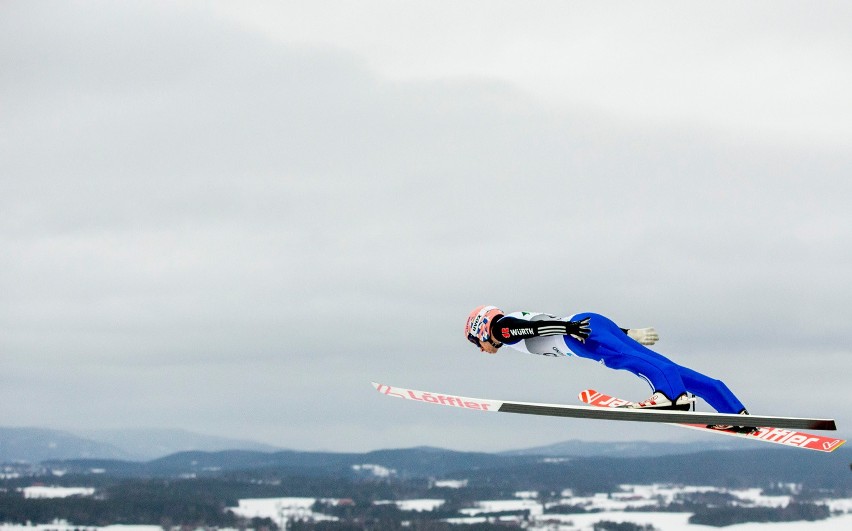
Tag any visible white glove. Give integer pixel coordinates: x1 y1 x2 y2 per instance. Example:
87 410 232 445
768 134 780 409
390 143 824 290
627 327 659 346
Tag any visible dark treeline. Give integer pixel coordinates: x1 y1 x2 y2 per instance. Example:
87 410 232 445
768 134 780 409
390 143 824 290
0 491 257 528
0 479 278 528
0 475 435 527
689 502 831 527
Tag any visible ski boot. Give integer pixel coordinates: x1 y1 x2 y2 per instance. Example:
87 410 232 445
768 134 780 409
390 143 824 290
707 409 758 434
619 391 694 411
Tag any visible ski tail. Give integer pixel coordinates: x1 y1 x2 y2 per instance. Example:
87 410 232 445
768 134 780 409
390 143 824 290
578 389 846 453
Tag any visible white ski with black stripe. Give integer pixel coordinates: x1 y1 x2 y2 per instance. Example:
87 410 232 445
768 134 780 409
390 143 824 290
372 382 838 431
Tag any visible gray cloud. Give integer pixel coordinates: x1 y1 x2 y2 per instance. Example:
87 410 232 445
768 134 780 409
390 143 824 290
1 1 850 451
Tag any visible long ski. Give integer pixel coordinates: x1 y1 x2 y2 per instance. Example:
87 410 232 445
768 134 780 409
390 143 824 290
578 389 846 453
372 383 837 431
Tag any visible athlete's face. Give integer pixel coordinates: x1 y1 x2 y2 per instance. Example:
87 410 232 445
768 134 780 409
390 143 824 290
480 338 501 354
467 333 501 354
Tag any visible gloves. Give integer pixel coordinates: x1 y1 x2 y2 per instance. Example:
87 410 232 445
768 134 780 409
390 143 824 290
566 317 592 342
627 327 659 346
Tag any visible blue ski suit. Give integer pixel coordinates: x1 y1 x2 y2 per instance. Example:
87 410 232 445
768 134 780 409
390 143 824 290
493 311 746 414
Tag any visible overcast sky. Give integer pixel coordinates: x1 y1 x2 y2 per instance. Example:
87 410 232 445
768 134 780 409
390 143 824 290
2 1 851 453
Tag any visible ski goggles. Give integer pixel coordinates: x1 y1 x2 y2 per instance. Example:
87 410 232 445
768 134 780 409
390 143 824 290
467 334 501 350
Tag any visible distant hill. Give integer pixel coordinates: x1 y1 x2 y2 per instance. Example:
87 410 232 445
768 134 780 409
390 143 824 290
45 446 518 478
6 426 733 464
0 427 283 463
500 438 744 458
73 428 284 460
0 427 131 463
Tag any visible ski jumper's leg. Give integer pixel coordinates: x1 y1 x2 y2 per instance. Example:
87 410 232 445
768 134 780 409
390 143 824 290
565 313 747 414
675 366 746 414
564 312 687 401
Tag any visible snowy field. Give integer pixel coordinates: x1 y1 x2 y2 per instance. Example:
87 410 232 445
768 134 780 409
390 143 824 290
20 487 95 499
3 515 852 531
230 497 339 525
525 512 852 530
230 487 852 529
4 485 851 530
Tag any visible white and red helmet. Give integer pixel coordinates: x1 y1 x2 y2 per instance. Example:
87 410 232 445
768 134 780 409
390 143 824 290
464 305 504 348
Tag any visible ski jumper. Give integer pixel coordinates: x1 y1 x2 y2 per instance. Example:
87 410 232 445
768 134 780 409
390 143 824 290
492 311 746 414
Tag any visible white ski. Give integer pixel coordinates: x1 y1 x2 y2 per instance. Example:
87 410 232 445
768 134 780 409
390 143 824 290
372 382 838 431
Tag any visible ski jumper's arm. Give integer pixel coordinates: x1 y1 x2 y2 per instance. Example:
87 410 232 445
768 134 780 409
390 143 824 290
492 314 655 345
491 315 589 344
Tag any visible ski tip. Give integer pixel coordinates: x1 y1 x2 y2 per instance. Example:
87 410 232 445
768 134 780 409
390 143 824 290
808 419 838 431
827 439 847 452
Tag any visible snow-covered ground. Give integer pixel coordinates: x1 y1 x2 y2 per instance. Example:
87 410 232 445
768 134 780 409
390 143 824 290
375 499 446 511
433 479 467 488
229 497 339 526
527 512 852 530
20 487 95 499
546 484 802 512
225 486 852 529
4 514 850 531
4 484 851 530
351 463 395 477
459 498 544 517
